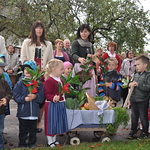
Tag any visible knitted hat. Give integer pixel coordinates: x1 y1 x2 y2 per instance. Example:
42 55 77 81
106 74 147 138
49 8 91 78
64 61 73 70
21 60 37 71
0 59 7 67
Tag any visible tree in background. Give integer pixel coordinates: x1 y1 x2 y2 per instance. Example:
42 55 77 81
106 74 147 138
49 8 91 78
0 0 150 54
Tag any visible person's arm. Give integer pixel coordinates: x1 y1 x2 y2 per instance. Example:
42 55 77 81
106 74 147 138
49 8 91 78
21 39 29 64
44 79 56 102
120 60 126 76
46 41 54 62
13 81 27 103
34 82 44 104
138 73 150 92
98 75 106 97
3 80 12 102
109 75 123 91
0 36 7 54
63 51 70 62
12 54 20 72
71 40 80 62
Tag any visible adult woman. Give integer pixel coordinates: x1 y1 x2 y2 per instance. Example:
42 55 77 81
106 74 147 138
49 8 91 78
21 20 54 133
120 50 135 105
53 39 70 62
71 24 94 64
71 24 96 97
102 42 121 72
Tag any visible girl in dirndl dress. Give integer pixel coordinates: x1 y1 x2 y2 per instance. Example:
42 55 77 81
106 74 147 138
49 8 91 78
44 59 68 148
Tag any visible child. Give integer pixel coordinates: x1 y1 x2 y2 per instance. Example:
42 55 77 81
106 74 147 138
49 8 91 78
127 54 150 139
0 55 12 89
44 59 68 148
0 61 12 150
13 60 44 148
63 61 73 78
98 57 122 104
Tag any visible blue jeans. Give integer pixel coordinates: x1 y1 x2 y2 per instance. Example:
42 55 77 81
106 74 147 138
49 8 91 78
131 100 149 136
0 114 5 149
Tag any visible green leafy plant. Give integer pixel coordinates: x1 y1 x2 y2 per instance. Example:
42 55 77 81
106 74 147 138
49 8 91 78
22 67 45 93
60 57 96 109
100 107 129 134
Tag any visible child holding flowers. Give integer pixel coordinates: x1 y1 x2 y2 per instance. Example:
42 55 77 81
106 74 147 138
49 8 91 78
44 59 68 148
13 60 44 148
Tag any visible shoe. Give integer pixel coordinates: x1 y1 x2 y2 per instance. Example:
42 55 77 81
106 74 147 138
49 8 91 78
138 132 148 139
54 141 60 145
127 131 137 139
28 144 37 148
36 128 42 133
47 143 55 148
3 136 7 145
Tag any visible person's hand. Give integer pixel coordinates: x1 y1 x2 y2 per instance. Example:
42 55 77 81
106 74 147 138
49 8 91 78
78 57 86 65
105 82 112 87
129 81 138 87
0 98 7 106
25 94 36 102
53 95 60 102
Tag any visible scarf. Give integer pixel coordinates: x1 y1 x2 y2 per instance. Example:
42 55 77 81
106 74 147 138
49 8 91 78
77 38 92 47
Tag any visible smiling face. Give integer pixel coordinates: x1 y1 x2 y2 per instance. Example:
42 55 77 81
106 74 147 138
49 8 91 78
128 51 134 59
107 60 118 71
63 40 70 49
55 42 63 50
24 67 32 78
64 65 73 77
35 26 43 38
80 28 90 40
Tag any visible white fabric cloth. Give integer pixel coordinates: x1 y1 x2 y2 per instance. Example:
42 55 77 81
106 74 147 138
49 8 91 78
66 109 115 130
95 101 109 115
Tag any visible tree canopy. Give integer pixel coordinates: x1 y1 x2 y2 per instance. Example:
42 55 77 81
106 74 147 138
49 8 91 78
0 0 150 53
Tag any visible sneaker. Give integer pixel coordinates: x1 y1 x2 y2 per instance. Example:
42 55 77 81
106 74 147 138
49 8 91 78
47 143 55 148
138 132 148 139
127 131 137 139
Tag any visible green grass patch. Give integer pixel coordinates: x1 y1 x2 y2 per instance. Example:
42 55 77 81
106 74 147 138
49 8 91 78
10 139 150 150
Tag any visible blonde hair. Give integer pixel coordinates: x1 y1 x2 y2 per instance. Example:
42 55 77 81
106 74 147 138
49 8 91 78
55 39 63 46
44 59 63 80
108 57 118 65
95 47 103 53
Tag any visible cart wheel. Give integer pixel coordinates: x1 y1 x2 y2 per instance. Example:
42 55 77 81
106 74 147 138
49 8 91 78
93 131 103 138
70 136 80 145
101 136 111 143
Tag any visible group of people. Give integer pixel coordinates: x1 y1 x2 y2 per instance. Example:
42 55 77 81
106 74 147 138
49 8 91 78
0 20 150 150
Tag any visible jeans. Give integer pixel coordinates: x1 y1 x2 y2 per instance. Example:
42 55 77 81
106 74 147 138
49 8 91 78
131 100 149 135
0 114 5 149
18 118 37 147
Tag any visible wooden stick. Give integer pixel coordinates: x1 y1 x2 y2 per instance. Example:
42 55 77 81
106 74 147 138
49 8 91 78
123 86 134 108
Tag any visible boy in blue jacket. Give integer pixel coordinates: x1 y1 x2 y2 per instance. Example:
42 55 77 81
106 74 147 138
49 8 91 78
13 60 44 148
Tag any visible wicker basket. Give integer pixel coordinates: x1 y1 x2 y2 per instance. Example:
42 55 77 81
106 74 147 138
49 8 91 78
86 92 99 110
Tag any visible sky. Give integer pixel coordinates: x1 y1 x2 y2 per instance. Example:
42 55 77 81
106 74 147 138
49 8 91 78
139 0 150 51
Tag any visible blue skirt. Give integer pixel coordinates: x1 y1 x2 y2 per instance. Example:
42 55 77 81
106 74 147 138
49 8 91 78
45 101 68 136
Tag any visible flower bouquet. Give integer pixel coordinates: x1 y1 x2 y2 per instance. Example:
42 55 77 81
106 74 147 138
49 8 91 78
22 67 45 94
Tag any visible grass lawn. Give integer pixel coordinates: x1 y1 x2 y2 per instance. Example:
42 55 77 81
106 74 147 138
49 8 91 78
11 139 150 150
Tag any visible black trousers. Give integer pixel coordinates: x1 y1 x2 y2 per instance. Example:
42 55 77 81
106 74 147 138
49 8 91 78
122 88 128 106
18 118 37 147
131 100 149 136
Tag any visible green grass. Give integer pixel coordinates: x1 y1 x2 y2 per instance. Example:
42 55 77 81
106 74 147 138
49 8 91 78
10 139 150 150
